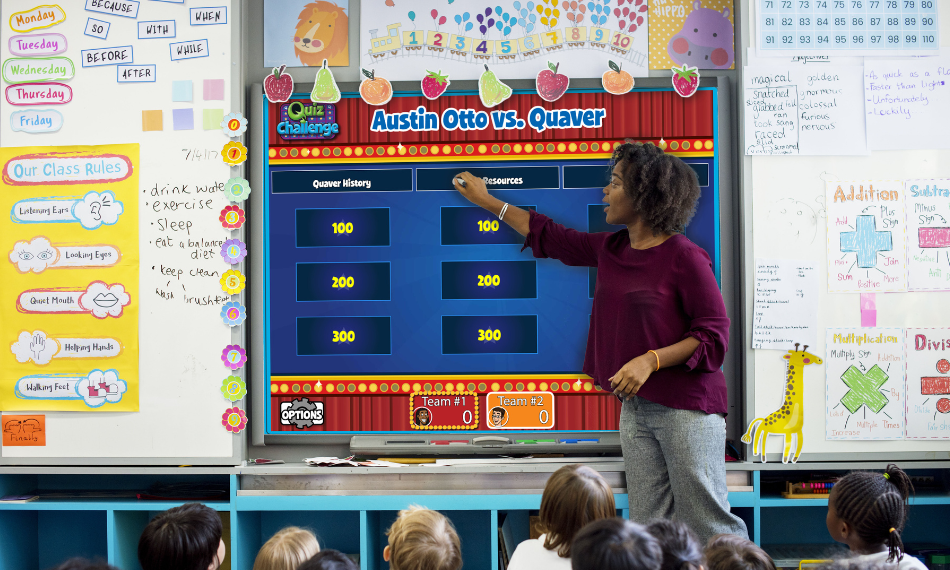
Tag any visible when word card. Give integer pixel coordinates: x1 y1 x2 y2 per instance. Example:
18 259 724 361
757 0 938 55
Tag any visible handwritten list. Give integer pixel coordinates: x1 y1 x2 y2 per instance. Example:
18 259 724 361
753 258 818 350
864 57 950 151
744 65 868 155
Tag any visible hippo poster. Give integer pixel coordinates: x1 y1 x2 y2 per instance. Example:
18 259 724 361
264 0 351 67
649 0 734 69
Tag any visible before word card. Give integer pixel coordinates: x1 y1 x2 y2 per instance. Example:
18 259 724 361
757 0 938 55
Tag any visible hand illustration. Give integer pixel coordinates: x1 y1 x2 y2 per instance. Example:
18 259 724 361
30 333 46 361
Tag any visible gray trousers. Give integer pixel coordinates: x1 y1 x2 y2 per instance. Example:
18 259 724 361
620 396 749 544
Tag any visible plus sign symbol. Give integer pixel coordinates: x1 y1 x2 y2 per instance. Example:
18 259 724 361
840 215 893 269
840 364 890 414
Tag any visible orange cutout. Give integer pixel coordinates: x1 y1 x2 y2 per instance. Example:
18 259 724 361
2 414 46 446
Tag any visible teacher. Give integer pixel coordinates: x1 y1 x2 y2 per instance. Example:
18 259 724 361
454 142 747 542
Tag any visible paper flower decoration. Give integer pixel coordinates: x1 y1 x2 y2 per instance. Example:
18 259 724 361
220 269 246 295
222 344 247 370
222 141 248 166
221 112 248 137
219 205 245 230
221 301 246 327
221 375 247 402
225 177 251 202
222 406 248 433
220 239 247 264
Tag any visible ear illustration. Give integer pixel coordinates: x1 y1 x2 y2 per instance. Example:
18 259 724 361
693 0 702 9
722 7 731 18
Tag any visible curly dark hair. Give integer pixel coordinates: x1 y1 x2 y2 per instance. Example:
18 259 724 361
610 142 700 236
830 463 913 563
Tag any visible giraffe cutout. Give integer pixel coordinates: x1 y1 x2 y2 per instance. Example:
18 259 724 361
741 343 823 464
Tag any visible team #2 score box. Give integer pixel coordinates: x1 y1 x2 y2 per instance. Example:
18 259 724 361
260 89 722 437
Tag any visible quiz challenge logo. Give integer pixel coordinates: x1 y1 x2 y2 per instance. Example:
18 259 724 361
277 101 339 140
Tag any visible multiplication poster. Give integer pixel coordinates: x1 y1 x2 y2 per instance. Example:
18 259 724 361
359 0 649 81
0 144 139 411
905 328 950 438
826 328 904 439
905 179 950 291
826 180 906 292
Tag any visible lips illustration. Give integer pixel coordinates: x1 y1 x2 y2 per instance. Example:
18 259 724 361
93 293 119 308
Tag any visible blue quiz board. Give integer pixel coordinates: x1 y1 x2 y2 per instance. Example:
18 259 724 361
265 158 718 377
757 0 939 54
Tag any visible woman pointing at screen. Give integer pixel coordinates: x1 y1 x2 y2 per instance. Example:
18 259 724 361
453 142 747 542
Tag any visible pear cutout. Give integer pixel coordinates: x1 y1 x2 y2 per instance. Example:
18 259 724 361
478 65 512 108
311 59 341 104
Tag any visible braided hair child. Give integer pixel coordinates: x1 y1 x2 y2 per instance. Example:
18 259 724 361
825 464 926 570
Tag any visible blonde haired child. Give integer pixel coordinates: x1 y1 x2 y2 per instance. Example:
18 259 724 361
384 506 462 570
253 526 320 570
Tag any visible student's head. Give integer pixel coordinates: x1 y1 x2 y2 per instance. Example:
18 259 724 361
606 142 700 233
49 559 119 570
826 463 913 562
705 534 776 570
384 506 461 570
253 526 320 570
138 502 225 570
539 464 617 557
646 519 704 570
571 518 663 570
298 549 359 570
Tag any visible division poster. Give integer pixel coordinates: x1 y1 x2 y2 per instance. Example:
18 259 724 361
826 328 904 440
905 328 950 439
0 144 139 411
826 180 906 293
359 0 648 81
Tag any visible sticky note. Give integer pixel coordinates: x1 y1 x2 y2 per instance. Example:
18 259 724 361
173 108 194 130
172 80 193 102
203 78 224 100
142 109 163 131
2 414 46 446
203 108 224 130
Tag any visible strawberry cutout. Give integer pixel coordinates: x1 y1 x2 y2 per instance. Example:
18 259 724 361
422 69 450 100
671 64 700 98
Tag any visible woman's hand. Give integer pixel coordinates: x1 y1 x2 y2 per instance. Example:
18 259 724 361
609 354 656 398
453 171 491 206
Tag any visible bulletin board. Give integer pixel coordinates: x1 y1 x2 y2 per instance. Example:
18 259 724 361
740 0 950 460
0 0 244 464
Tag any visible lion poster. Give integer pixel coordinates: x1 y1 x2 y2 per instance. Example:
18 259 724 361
264 0 350 67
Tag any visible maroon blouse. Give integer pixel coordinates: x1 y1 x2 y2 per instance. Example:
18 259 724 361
522 210 729 415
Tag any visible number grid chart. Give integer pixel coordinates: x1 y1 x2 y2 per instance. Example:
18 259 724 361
757 0 938 54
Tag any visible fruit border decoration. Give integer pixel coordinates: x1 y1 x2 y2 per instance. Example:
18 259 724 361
422 69 451 100
536 61 569 102
671 64 700 98
264 65 293 103
478 64 512 108
360 68 393 106
603 60 634 95
311 59 342 104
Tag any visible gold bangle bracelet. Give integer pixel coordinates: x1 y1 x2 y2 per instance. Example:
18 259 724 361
648 350 660 372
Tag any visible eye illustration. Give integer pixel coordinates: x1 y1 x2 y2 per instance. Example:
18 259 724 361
37 250 53 260
19 251 34 260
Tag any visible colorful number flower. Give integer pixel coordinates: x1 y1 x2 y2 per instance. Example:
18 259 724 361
220 239 247 264
225 177 252 202
222 141 248 166
222 406 248 433
220 269 246 295
222 344 247 370
221 375 247 402
221 112 248 137
221 301 246 327
220 205 245 230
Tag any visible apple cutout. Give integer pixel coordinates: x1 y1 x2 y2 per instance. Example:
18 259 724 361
536 61 569 102
264 65 293 103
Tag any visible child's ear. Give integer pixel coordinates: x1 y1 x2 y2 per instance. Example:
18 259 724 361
839 519 853 539
384 545 391 562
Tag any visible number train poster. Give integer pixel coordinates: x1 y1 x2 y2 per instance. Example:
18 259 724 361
0 145 139 412
360 0 649 80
